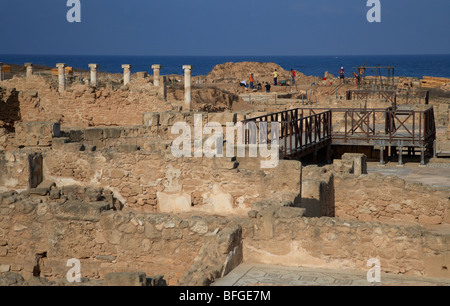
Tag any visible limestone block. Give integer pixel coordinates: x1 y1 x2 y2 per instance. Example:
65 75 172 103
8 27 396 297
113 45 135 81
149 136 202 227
208 112 237 126
103 128 123 139
15 122 60 147
157 192 192 213
234 111 249 122
69 130 84 142
200 185 234 214
104 272 147 286
136 72 148 79
159 111 204 127
302 179 322 200
418 215 442 226
144 223 162 239
53 201 111 222
83 128 104 141
0 151 41 191
29 180 54 196
333 159 353 174
274 207 306 218
423 254 450 278
118 144 140 153
143 112 160 127
51 137 70 150
342 153 367 176
301 179 331 218
158 83 167 100
60 143 84 152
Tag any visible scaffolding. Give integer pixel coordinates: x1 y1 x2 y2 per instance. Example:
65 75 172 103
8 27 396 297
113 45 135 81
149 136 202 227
353 65 396 90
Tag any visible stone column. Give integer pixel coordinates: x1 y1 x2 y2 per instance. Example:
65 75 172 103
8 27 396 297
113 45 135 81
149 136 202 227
122 64 132 85
89 64 99 86
0 63 3 81
183 65 193 111
152 64 162 87
25 63 33 78
56 63 67 93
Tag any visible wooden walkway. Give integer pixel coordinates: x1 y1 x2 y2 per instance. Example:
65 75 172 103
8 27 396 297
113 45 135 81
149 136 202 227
242 107 436 165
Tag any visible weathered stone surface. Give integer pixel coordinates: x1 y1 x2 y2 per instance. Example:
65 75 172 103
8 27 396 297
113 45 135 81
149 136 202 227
95 255 116 262
334 171 449 225
157 192 192 213
118 144 140 153
208 112 237 125
15 122 60 147
84 128 103 141
336 153 368 176
104 272 147 286
0 272 25 286
53 201 111 222
0 151 42 192
143 112 160 127
423 254 450 278
418 215 443 226
275 207 306 218
51 137 70 149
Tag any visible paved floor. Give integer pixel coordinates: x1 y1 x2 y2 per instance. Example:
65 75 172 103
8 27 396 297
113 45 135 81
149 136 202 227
366 161 450 188
213 263 450 286
212 162 450 287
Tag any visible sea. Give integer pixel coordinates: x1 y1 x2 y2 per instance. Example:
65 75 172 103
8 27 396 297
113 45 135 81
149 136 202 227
1 54 449 79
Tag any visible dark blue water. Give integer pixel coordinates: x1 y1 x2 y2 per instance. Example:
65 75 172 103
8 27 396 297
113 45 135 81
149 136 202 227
1 54 449 78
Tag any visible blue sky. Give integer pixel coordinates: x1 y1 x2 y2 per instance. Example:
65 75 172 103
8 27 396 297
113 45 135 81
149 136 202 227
0 0 449 56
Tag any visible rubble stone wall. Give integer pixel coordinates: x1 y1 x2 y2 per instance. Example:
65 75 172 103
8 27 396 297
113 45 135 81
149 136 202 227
334 173 450 226
42 147 302 214
0 189 246 285
0 150 42 193
2 194 448 285
1 76 171 128
244 208 450 279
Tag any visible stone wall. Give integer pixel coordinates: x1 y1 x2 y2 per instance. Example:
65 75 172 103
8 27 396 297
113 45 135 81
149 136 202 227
15 122 60 147
0 150 42 193
2 191 448 285
334 172 450 226
42 145 301 214
301 165 335 217
1 76 171 128
1 119 302 215
243 206 450 279
0 88 20 131
0 188 246 285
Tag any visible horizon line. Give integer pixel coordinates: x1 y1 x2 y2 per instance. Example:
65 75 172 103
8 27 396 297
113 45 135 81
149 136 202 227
1 53 450 58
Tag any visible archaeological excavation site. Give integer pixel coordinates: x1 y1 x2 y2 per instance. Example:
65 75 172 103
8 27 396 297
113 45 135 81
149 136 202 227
0 61 449 286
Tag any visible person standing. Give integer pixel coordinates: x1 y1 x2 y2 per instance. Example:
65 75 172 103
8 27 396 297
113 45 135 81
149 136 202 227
290 69 296 85
265 82 271 93
249 73 254 90
339 67 345 84
273 69 278 86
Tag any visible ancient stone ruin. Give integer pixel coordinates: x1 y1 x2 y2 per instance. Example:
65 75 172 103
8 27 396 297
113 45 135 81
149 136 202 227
0 62 449 286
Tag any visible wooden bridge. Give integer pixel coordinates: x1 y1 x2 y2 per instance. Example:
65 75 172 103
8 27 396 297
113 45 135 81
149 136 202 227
242 106 436 165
